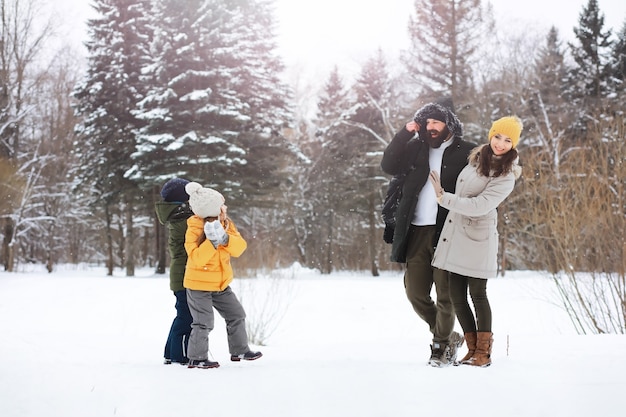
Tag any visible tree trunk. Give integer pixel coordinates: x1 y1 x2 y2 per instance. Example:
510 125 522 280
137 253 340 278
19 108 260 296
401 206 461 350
368 192 379 277
46 223 55 273
7 244 15 272
105 204 114 276
2 220 14 271
125 198 135 276
156 212 166 274
323 210 334 275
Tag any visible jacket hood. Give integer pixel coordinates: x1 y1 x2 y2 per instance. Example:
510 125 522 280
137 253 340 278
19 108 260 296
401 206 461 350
155 201 193 225
413 103 464 140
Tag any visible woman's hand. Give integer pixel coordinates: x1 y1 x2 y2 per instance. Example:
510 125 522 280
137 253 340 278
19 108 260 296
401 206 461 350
429 171 444 202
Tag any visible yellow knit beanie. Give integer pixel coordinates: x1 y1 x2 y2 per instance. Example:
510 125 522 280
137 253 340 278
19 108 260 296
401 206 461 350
488 116 523 148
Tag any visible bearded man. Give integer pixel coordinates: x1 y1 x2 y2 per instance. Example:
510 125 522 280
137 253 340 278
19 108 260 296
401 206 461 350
381 100 475 367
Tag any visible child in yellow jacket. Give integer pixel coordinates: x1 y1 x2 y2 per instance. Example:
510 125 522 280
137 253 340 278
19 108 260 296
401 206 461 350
183 182 262 369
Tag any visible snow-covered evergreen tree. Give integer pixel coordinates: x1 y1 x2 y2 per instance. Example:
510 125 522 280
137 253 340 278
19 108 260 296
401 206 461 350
131 0 294 209
72 0 153 275
131 0 245 187
73 0 152 195
608 19 626 104
222 0 295 207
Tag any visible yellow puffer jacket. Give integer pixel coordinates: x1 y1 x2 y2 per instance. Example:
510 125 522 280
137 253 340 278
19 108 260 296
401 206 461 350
183 216 247 291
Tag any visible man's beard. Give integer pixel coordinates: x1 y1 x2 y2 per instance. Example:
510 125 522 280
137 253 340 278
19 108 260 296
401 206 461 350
425 126 450 148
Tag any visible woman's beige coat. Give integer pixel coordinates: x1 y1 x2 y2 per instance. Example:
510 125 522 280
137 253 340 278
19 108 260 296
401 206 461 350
431 148 520 279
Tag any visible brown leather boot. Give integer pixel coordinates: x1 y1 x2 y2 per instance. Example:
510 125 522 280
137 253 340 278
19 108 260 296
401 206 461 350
458 332 477 365
467 332 493 367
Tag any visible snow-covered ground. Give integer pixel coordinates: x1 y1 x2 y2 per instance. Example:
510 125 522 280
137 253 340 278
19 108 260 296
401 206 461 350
1 264 624 417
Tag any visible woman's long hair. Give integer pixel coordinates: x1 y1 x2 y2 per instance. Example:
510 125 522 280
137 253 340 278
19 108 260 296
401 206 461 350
476 143 519 177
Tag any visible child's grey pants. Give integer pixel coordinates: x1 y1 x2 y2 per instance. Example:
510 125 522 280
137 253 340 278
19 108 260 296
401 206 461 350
186 286 250 360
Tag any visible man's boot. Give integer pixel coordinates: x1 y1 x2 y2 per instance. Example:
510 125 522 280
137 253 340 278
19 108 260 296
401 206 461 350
428 342 451 367
468 332 493 367
458 332 477 365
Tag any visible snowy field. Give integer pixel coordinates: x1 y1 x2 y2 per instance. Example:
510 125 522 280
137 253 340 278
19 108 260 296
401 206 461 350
0 264 624 417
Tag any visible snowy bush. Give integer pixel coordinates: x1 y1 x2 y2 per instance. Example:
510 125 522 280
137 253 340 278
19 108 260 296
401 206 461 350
551 271 625 334
234 267 297 346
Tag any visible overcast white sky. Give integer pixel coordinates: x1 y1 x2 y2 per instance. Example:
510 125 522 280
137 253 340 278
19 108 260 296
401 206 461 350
273 0 626 79
54 0 626 82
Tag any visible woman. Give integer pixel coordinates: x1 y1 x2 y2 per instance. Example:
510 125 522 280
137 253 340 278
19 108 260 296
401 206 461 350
428 116 523 367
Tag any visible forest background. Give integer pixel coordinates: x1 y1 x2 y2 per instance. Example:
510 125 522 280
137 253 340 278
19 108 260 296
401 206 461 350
0 0 624 293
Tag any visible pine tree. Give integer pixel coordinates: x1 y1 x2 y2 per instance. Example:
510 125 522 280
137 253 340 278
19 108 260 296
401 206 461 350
527 26 573 176
73 0 152 195
227 0 292 134
404 0 483 108
350 50 399 276
317 52 396 206
566 0 613 113
306 67 353 273
220 0 295 207
608 19 626 104
72 0 153 275
316 68 351 128
131 0 246 187
310 52 400 274
533 27 568 112
131 0 295 209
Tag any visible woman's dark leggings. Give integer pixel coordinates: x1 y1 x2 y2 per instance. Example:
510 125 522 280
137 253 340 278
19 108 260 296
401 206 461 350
449 273 492 333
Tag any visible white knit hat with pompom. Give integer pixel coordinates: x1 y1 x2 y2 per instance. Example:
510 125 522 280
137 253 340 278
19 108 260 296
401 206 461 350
185 182 224 218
